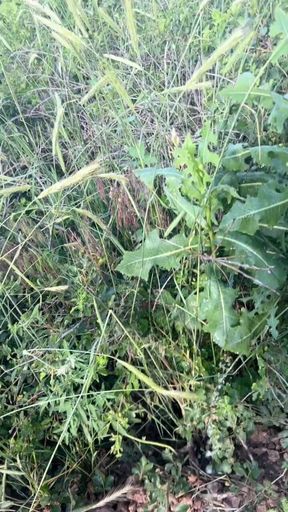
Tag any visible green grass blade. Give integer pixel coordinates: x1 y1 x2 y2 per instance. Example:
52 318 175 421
98 6 122 35
52 94 66 172
0 185 30 197
123 0 139 56
80 75 109 105
166 24 252 93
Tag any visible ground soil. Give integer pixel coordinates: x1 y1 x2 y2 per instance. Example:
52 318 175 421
98 427 288 512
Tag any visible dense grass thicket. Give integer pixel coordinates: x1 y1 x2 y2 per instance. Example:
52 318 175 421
1 0 288 510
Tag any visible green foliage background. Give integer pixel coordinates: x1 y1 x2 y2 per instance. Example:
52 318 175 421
0 0 288 510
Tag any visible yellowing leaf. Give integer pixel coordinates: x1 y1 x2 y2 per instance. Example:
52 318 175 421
98 6 122 35
74 208 125 253
107 70 135 111
43 285 69 292
33 14 85 50
80 75 109 105
116 358 196 401
52 94 65 172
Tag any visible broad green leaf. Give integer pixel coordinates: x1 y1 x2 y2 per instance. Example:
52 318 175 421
211 184 242 204
116 229 189 281
220 200 258 235
175 505 190 512
220 184 288 235
133 167 182 189
225 314 253 354
200 279 237 339
270 7 288 63
198 278 250 354
165 186 206 228
198 123 220 166
222 144 288 174
180 292 199 331
271 39 288 63
219 232 287 290
266 306 279 339
249 145 288 172
128 142 157 166
221 143 250 172
269 93 288 133
220 72 272 106
199 145 219 167
270 7 288 38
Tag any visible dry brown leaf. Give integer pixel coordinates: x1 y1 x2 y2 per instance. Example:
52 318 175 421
267 449 280 462
187 474 200 486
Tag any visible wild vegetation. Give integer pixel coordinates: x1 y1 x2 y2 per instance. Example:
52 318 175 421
0 0 288 510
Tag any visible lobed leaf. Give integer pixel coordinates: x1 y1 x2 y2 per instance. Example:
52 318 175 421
220 72 272 106
222 144 288 174
219 232 287 290
116 229 190 281
220 184 288 235
133 166 182 189
196 278 251 354
270 6 288 62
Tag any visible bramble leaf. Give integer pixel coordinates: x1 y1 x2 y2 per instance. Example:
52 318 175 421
116 229 189 281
